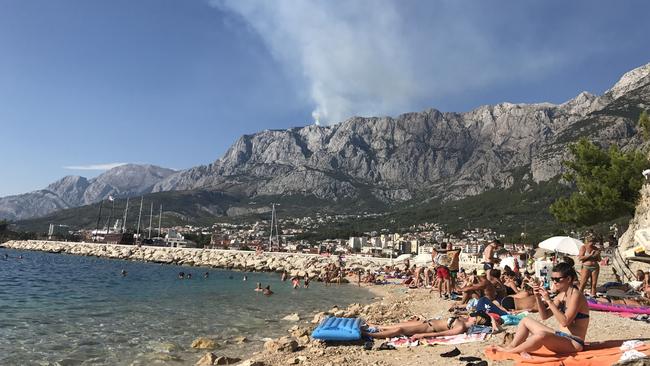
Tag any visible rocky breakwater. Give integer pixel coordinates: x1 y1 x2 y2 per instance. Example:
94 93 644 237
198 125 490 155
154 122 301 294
0 240 392 278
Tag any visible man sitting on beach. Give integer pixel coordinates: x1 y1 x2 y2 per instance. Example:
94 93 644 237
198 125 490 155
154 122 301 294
363 311 494 340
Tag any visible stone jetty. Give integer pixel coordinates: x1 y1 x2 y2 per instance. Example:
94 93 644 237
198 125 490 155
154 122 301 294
0 240 393 278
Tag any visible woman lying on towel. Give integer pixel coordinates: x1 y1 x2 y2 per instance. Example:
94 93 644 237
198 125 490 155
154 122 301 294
362 311 493 339
492 262 590 354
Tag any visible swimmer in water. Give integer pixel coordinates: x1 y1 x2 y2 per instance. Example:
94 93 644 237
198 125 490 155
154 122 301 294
254 282 263 292
121 269 127 277
178 272 185 279
243 275 248 281
263 285 274 296
204 272 209 279
187 273 192 279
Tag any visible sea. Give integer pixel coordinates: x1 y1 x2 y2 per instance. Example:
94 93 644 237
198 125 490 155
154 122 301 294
0 248 375 366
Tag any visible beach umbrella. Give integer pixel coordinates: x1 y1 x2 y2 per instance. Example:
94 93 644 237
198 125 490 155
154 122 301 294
412 253 433 266
538 236 583 256
499 256 517 270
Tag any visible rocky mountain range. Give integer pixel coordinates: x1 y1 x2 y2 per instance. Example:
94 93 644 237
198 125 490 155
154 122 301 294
152 62 650 204
0 164 175 220
4 62 650 224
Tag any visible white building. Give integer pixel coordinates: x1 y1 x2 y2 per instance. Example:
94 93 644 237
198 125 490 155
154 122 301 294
348 237 367 251
165 229 195 248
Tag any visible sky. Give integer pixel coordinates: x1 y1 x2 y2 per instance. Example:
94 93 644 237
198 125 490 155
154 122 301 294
0 0 649 197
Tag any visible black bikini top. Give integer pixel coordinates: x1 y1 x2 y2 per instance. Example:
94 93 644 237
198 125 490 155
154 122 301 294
558 289 590 320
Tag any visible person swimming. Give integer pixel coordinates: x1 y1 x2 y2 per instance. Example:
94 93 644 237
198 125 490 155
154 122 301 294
243 275 248 281
178 272 185 279
121 269 127 277
263 285 273 296
254 282 263 292
204 272 209 279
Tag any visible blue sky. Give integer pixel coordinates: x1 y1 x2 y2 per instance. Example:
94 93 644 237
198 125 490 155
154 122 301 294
0 0 649 196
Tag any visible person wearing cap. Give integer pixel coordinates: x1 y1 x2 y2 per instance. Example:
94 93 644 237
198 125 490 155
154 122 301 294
482 239 502 270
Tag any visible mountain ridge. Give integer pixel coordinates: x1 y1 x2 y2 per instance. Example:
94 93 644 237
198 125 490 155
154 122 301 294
0 164 175 220
5 61 650 225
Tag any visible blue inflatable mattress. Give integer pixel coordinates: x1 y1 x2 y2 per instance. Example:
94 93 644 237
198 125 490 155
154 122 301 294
311 317 362 341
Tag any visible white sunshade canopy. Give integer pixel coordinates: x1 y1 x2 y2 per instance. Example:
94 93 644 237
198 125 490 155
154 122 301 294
538 236 584 256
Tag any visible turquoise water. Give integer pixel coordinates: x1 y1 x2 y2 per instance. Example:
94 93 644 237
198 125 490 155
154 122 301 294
0 248 373 366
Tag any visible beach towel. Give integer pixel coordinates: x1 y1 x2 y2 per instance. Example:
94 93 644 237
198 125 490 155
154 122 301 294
386 337 419 348
423 333 487 346
484 340 650 366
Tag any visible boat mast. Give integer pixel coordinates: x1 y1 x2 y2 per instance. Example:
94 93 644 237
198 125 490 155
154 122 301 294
148 202 153 239
94 200 104 242
269 204 275 252
158 204 162 238
122 197 129 233
106 198 114 234
136 196 143 242
275 205 280 251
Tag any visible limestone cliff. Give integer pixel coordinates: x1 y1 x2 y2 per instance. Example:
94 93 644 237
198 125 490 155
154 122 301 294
154 62 650 204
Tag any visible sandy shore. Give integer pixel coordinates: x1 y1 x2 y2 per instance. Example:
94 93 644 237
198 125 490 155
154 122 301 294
233 283 649 366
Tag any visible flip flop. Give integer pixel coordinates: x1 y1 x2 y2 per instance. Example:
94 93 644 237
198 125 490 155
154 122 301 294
459 356 482 362
440 347 461 357
378 342 396 350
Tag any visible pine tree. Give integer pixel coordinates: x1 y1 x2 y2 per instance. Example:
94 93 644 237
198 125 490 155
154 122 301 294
550 138 649 226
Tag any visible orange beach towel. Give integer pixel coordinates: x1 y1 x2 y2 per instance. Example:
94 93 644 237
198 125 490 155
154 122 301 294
484 341 650 366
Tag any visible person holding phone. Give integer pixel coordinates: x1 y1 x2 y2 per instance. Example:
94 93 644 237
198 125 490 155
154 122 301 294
492 262 590 354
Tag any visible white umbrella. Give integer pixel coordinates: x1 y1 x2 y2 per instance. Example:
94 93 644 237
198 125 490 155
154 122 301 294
538 236 583 256
412 253 433 266
499 256 517 270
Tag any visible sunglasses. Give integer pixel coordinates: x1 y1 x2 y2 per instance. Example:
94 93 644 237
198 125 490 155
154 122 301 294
550 276 567 283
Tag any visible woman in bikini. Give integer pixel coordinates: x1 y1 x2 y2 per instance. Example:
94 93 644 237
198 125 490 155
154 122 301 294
362 312 492 339
493 262 589 354
578 236 601 297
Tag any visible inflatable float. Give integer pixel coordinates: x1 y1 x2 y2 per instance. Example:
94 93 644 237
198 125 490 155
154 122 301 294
587 298 650 314
311 317 362 341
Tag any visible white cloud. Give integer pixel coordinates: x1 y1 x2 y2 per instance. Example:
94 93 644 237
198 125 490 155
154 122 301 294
212 1 598 124
63 162 128 171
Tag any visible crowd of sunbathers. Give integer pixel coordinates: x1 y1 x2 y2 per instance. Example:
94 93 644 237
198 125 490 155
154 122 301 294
359 235 650 356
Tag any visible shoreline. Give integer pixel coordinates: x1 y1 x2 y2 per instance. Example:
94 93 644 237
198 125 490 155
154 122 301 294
0 240 392 278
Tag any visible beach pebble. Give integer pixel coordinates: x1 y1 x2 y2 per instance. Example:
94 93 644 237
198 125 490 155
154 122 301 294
286 358 300 365
264 337 298 353
233 336 248 344
196 352 218 366
191 337 219 350
311 312 327 324
238 360 266 366
214 356 242 365
282 313 300 322
289 326 310 338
